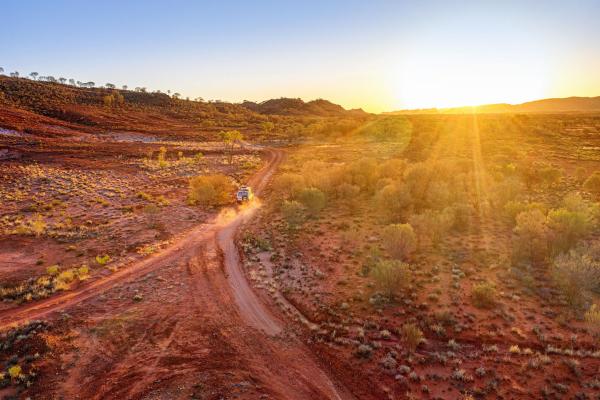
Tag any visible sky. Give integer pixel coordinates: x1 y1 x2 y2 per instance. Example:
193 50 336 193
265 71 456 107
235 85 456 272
1 0 599 112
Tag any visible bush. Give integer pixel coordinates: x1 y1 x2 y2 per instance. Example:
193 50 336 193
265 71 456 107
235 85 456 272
297 187 326 216
471 282 496 308
512 209 549 264
46 265 59 276
450 203 475 232
401 323 424 351
584 304 600 335
281 200 305 228
335 183 360 210
584 171 600 196
188 174 235 206
409 208 455 246
547 208 592 254
381 224 416 260
273 173 305 199
371 259 411 299
96 254 111 265
503 201 547 226
375 182 412 222
491 177 523 208
552 244 600 309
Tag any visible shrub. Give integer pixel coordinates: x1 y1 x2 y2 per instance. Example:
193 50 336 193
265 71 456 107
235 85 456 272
57 269 75 283
371 259 411 299
451 203 475 232
409 208 455 246
375 182 412 222
425 181 451 209
575 167 587 183
503 201 547 226
31 214 46 237
401 323 424 351
381 224 416 260
512 209 549 264
584 304 600 335
491 177 523 208
188 174 235 206
281 200 305 228
96 254 111 265
547 208 592 254
8 365 21 379
273 173 305 199
552 244 600 309
335 183 360 209
471 282 496 308
584 171 600 196
297 187 326 216
77 265 90 280
539 165 563 187
46 265 59 276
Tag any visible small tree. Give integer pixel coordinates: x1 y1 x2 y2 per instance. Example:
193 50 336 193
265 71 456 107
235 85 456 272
29 72 38 80
371 260 411 299
297 187 326 216
220 130 243 164
381 224 416 260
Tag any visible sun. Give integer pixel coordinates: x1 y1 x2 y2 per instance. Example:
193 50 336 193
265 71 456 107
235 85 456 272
391 54 554 110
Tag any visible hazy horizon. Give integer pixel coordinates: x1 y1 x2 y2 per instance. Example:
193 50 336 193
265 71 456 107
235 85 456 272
2 0 600 113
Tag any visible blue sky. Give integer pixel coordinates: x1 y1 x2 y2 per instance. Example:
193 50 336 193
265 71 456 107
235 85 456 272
2 0 599 111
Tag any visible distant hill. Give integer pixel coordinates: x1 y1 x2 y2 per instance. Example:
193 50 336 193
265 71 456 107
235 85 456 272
387 96 600 114
242 97 368 117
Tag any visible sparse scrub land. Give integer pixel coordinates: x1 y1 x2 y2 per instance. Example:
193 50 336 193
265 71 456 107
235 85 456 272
241 113 600 399
2 74 600 398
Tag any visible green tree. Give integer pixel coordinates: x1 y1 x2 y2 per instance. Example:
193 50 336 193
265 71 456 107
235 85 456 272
220 130 244 164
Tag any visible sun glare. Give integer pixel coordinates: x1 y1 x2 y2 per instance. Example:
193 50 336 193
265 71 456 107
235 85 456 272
391 52 555 110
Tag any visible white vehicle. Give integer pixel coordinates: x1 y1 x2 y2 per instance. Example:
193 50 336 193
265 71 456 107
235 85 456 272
236 186 254 203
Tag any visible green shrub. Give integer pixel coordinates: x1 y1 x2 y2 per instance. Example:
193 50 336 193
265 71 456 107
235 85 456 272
547 208 592 254
273 173 305 199
96 254 111 265
281 200 305 228
409 208 455 245
375 182 412 222
471 282 496 309
46 265 59 276
512 209 549 264
552 244 600 309
381 224 416 260
188 174 235 206
371 259 411 299
584 304 600 335
297 187 326 216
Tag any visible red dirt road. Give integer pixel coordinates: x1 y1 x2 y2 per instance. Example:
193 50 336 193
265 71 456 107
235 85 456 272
2 148 353 400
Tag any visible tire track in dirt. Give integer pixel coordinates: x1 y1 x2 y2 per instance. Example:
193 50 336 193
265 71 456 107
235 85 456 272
2 147 353 400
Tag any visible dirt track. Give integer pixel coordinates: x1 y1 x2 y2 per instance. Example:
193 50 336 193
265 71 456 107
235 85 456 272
1 148 352 399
